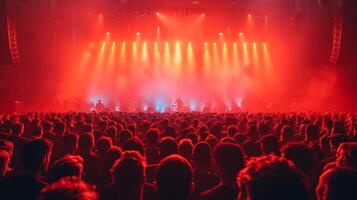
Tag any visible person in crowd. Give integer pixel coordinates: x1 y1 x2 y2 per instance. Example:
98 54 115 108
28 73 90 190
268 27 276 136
260 135 280 156
78 133 100 184
156 154 193 200
0 139 52 200
37 177 97 200
47 155 84 183
96 136 113 159
280 125 295 145
192 142 219 198
237 155 310 200
54 133 79 161
159 137 178 159
316 167 357 200
145 128 160 165
178 139 194 163
99 146 122 187
8 123 28 167
100 151 146 200
200 142 245 200
281 142 315 176
0 150 10 177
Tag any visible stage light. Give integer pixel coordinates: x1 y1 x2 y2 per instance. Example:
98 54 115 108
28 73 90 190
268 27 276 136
263 43 271 70
213 42 219 67
243 42 250 66
108 41 116 74
219 32 223 36
164 41 171 67
141 41 148 63
92 41 106 87
247 14 253 27
136 32 141 36
154 41 160 65
120 42 126 65
174 41 182 69
187 42 194 75
132 42 137 62
233 41 239 71
222 42 228 67
106 32 110 36
204 42 210 75
239 32 244 36
156 12 160 16
252 42 259 67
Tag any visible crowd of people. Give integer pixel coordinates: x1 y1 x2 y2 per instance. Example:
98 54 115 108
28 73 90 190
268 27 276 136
0 111 356 200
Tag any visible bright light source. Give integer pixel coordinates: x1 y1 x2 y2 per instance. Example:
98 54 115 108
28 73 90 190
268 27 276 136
106 32 110 36
219 32 224 36
239 32 244 36
156 12 160 16
136 32 141 36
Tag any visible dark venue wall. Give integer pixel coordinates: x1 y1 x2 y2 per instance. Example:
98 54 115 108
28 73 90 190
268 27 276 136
0 0 12 65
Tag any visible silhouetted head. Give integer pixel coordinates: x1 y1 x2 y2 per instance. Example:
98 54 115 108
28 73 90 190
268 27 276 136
316 167 357 200
11 123 24 136
228 125 238 137
193 142 212 168
111 151 145 200
305 124 320 142
47 155 84 183
178 139 193 162
105 126 117 144
159 137 178 159
281 142 315 174
53 122 66 136
0 150 10 176
329 134 348 153
32 125 43 138
21 139 52 174
260 135 280 156
0 139 13 157
146 128 159 146
118 129 133 147
63 133 79 154
123 137 145 156
214 142 245 180
37 177 97 200
280 125 295 143
336 142 357 169
96 136 113 158
238 155 309 200
78 133 95 155
156 154 193 200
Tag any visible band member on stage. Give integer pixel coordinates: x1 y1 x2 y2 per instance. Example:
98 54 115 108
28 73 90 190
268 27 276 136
95 100 105 112
175 97 184 112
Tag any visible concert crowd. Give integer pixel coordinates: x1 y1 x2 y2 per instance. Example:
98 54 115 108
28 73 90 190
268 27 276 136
0 112 356 200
